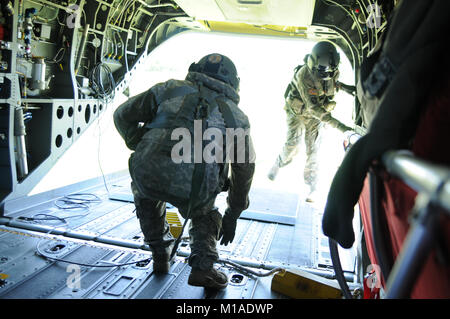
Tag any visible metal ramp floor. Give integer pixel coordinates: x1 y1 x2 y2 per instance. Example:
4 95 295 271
0 171 357 299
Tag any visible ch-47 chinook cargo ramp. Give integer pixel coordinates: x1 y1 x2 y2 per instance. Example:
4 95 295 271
0 0 449 301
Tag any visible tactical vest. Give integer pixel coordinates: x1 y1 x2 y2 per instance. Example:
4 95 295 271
130 82 238 216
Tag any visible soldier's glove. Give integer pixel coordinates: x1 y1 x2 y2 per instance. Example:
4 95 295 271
219 208 239 246
337 123 353 134
336 81 356 96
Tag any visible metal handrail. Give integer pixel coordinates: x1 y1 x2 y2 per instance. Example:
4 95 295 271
381 150 450 298
382 150 450 212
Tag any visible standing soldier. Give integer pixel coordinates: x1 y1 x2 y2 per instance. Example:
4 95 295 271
114 53 255 289
268 41 355 202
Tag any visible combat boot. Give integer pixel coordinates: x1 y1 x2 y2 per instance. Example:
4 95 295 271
306 190 317 203
267 163 280 181
151 242 175 274
188 267 228 289
305 184 319 203
152 253 171 274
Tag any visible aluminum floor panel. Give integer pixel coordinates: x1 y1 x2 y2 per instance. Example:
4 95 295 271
0 172 357 299
0 242 111 298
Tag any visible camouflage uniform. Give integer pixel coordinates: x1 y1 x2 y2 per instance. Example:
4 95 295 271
114 71 255 271
275 65 351 192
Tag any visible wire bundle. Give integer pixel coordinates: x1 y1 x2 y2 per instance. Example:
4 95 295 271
54 193 102 210
18 213 68 225
17 193 102 226
23 111 32 123
89 62 116 101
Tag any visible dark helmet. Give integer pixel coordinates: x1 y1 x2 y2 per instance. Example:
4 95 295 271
306 41 340 80
188 53 240 90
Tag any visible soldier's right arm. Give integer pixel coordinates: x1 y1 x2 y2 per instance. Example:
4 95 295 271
227 132 256 218
219 142 255 246
113 84 163 150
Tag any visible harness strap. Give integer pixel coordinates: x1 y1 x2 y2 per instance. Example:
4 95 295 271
169 83 223 260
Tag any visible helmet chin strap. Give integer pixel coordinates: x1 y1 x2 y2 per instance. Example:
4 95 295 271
315 72 331 81
319 75 332 81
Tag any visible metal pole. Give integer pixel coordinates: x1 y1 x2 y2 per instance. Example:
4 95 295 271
14 108 28 179
382 150 450 212
0 216 149 251
381 151 449 298
75 24 90 75
385 199 438 298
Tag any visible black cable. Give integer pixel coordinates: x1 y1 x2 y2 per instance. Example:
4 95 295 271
18 193 102 225
89 62 116 101
329 238 353 299
18 214 68 224
64 193 102 203
54 193 102 210
54 199 89 210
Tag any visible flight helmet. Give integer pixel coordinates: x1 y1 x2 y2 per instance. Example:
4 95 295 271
189 53 240 90
306 41 340 80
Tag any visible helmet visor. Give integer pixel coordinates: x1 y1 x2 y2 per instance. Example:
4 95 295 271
317 65 336 79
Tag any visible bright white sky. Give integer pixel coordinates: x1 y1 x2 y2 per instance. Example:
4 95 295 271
31 31 355 204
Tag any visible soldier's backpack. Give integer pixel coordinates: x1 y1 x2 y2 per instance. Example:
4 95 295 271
129 82 239 215
283 64 303 99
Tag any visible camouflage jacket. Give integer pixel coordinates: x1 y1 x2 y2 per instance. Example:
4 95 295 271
113 71 255 216
287 65 351 132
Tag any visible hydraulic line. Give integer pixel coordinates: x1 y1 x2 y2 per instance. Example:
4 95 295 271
329 238 353 299
75 24 90 75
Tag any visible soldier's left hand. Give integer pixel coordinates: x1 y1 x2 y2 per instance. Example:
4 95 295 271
219 212 237 246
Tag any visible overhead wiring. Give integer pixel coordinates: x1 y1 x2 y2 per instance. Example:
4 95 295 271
314 21 360 69
46 47 66 64
321 0 364 52
89 62 116 101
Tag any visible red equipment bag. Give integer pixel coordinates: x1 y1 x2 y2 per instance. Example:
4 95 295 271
358 77 450 299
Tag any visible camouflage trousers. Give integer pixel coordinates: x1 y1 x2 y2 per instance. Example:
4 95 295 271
131 181 222 271
275 99 322 191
